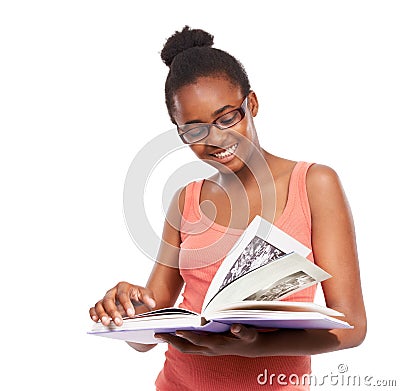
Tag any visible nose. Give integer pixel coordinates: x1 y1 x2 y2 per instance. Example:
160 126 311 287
203 124 230 148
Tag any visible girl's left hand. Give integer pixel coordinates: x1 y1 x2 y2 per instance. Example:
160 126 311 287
154 324 261 357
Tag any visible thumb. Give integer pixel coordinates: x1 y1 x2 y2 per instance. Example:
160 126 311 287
230 324 258 342
135 288 156 309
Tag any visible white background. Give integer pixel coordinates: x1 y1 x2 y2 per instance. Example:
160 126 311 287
1 1 399 389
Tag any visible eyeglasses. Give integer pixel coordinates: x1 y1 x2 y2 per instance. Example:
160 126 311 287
177 96 248 144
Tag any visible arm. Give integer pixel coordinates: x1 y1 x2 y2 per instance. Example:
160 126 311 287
90 186 186 352
139 183 187 311
304 164 367 349
157 165 367 356
126 186 186 351
244 164 367 355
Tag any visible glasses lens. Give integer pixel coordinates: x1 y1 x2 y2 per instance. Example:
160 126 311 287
181 125 209 143
215 110 242 129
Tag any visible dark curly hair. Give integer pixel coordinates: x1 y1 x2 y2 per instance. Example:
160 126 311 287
161 26 251 123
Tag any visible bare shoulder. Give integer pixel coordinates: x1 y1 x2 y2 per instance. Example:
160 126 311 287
177 185 186 215
306 164 343 192
306 164 349 212
168 184 186 213
162 185 186 236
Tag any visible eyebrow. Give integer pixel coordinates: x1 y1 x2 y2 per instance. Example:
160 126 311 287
184 104 235 125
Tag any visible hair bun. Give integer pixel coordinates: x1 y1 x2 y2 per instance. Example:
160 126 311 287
161 26 214 67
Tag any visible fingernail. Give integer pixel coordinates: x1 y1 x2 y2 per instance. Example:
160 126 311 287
127 308 134 316
101 316 109 324
92 315 98 321
148 298 156 308
114 317 122 325
231 325 241 333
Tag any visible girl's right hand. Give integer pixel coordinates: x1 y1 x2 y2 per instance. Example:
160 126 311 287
89 281 156 327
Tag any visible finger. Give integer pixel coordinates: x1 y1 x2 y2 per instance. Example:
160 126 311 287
89 307 99 322
94 301 112 326
230 324 258 343
174 331 214 347
102 296 123 326
154 333 208 355
116 302 127 315
117 290 136 317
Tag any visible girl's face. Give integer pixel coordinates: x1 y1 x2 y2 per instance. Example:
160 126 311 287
172 76 260 174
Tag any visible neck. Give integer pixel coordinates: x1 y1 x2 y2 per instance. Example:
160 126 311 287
214 146 276 225
217 147 273 189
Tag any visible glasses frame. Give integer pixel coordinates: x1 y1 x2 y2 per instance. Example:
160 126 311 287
177 96 248 144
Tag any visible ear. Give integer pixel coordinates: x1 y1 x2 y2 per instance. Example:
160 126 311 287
247 90 259 117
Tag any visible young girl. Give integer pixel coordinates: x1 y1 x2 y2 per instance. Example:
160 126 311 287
89 26 366 390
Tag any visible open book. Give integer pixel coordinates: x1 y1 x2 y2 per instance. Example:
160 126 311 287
89 215 352 343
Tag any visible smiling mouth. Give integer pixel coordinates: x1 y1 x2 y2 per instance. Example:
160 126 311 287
209 143 238 159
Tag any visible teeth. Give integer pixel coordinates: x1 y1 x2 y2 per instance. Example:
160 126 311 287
211 143 238 159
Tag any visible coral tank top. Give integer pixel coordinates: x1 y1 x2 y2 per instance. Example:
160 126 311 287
155 161 316 391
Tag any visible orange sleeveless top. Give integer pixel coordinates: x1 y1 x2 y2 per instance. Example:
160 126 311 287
155 161 316 391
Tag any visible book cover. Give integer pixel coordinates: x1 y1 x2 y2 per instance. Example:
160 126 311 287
88 215 352 344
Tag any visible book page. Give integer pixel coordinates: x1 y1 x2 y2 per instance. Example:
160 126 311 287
203 252 331 315
202 215 311 312
244 270 316 301
206 300 344 317
134 307 199 317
